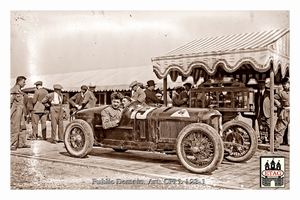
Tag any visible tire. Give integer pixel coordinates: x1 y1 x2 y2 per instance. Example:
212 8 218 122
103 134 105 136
176 123 224 174
222 120 258 162
64 119 94 158
112 148 128 152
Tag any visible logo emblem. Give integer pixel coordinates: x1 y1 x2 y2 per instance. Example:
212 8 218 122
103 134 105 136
171 109 190 118
260 156 285 188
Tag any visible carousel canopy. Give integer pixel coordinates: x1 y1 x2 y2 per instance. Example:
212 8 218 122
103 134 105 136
151 28 290 83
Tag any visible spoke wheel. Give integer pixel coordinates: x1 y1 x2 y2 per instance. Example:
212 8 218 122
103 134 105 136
176 123 224 174
222 120 258 162
64 119 94 158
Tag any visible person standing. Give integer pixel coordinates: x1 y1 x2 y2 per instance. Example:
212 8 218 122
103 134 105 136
101 92 123 129
10 76 31 150
129 81 146 103
144 80 163 106
41 84 64 144
31 81 48 140
78 83 97 109
180 82 192 107
273 77 290 150
172 86 188 107
69 85 88 117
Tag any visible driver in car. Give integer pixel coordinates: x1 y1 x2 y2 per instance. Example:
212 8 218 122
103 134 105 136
101 92 124 129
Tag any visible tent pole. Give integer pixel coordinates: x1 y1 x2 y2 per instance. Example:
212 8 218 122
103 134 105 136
270 68 275 153
163 77 167 106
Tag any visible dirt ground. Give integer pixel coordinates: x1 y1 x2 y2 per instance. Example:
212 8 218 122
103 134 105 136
10 155 224 190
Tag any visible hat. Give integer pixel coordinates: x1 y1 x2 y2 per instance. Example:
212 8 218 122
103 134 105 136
281 77 290 84
81 85 88 90
147 80 156 87
53 84 63 90
247 78 258 85
183 82 192 87
34 81 43 86
129 81 138 88
174 86 183 91
265 78 270 88
89 82 96 88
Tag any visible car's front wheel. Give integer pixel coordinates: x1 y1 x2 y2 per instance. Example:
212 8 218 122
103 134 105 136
64 119 94 158
176 123 224 174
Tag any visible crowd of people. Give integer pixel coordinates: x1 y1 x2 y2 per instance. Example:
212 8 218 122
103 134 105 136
10 76 289 152
248 77 290 150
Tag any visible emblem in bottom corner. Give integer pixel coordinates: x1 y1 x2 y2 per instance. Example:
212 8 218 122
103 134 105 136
260 156 285 188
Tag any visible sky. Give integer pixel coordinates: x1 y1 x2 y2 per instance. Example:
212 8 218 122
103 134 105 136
9 10 290 78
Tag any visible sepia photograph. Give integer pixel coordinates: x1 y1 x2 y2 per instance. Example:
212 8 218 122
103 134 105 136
4 0 298 197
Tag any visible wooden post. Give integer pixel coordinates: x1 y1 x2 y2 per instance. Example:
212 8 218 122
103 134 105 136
270 68 275 153
163 77 167 106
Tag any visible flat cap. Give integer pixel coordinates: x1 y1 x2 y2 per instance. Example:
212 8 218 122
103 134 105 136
183 82 192 87
34 81 43 86
88 82 96 88
53 84 63 90
174 86 183 91
81 85 88 90
129 81 138 88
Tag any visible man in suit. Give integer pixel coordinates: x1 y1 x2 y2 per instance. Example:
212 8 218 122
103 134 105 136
129 80 146 103
78 83 97 109
172 86 188 107
256 79 271 144
69 85 88 118
10 76 31 150
144 80 163 106
31 81 48 140
179 82 192 107
41 84 64 144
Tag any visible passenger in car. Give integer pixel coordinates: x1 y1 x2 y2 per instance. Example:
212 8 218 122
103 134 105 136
121 96 132 108
101 92 124 129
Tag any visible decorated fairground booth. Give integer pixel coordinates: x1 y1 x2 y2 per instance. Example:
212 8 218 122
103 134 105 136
151 28 290 153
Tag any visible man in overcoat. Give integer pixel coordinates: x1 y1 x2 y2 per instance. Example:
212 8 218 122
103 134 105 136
10 76 31 150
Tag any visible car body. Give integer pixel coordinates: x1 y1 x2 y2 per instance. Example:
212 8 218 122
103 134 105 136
64 101 224 174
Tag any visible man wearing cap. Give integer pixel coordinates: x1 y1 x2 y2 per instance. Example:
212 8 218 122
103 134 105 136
172 86 188 107
129 80 146 103
101 92 123 129
273 77 290 150
10 76 31 150
41 84 64 143
78 83 97 109
31 81 48 140
144 80 163 106
180 82 192 107
69 85 88 117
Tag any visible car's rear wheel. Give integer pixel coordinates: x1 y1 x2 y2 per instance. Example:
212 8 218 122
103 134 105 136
64 119 94 158
176 123 224 174
222 120 258 162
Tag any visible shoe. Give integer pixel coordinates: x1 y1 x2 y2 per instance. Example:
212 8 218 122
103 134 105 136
36 136 43 140
11 146 17 151
42 137 47 141
50 140 57 144
27 135 36 140
57 140 64 143
267 147 278 151
19 144 31 148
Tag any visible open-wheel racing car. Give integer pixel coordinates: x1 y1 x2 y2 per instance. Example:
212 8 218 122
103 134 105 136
64 101 225 174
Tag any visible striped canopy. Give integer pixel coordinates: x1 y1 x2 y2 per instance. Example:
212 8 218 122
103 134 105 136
151 28 290 84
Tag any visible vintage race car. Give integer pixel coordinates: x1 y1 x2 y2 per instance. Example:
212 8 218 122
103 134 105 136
65 101 231 174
